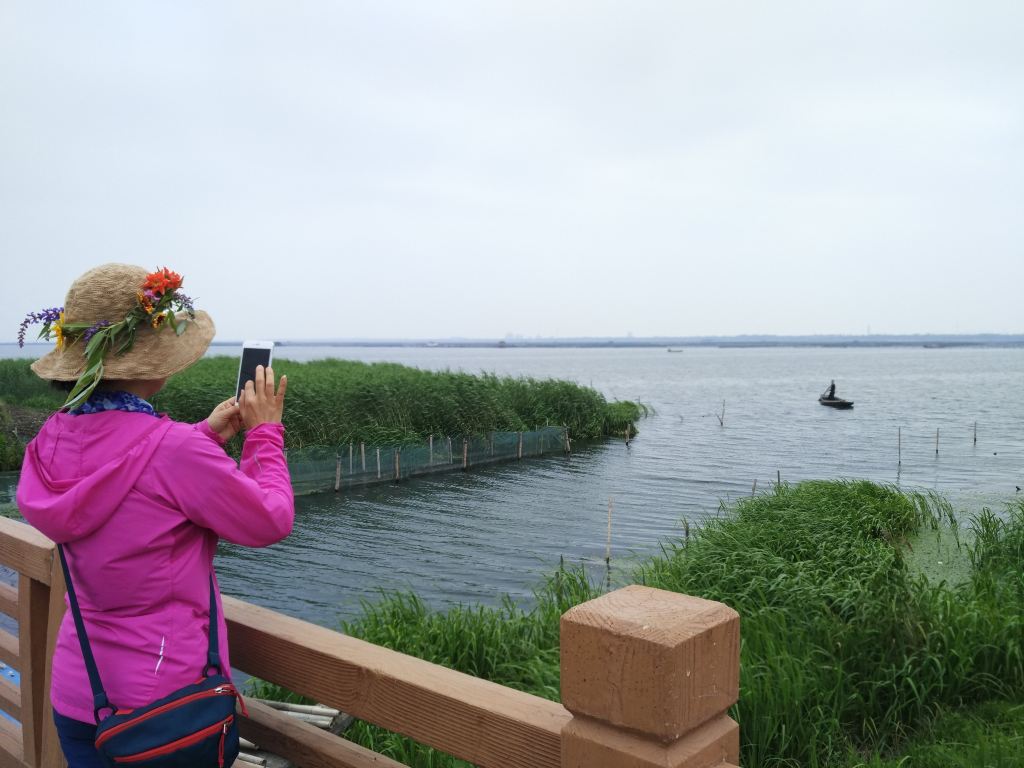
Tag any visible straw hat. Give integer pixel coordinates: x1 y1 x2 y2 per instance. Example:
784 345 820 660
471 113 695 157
31 263 215 382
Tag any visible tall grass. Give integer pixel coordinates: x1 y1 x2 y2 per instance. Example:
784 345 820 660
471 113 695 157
251 484 1024 767
0 357 644 465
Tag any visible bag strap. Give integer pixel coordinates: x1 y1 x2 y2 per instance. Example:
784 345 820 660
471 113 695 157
57 544 111 721
57 544 223 723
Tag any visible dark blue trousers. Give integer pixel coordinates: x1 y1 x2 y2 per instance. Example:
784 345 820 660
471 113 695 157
52 709 105 768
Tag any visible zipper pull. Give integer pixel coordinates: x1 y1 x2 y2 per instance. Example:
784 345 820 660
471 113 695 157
218 722 227 768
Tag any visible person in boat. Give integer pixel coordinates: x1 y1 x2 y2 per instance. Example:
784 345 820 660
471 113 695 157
825 380 836 399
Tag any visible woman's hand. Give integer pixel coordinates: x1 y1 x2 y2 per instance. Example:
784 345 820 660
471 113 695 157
207 397 243 442
240 365 287 430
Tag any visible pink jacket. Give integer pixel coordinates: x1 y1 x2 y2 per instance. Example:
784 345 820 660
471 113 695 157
16 410 294 724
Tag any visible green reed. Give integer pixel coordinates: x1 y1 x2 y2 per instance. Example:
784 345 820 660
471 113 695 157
0 356 644 468
252 483 1024 767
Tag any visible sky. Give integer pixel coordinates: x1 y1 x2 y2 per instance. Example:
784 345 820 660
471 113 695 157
1 1 1022 342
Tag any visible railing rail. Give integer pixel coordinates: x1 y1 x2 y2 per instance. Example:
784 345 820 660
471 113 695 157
0 516 741 768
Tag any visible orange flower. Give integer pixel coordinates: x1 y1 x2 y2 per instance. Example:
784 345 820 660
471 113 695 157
143 267 183 296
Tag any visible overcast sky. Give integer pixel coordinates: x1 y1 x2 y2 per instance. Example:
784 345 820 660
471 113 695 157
2 2 1022 342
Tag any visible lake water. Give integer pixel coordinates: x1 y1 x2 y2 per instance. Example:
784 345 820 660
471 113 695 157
2 345 1023 629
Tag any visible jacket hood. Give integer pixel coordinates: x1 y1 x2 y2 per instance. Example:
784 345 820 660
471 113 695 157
16 412 175 543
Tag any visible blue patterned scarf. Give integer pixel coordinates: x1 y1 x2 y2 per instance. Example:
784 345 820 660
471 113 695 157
69 390 158 418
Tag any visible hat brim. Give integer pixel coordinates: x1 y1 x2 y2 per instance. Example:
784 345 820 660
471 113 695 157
30 310 216 382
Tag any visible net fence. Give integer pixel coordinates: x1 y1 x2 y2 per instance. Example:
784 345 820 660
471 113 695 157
286 426 570 496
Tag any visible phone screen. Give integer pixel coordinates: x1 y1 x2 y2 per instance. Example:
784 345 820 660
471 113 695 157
236 346 273 402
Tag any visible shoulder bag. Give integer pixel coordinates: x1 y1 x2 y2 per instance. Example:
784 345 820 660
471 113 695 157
57 544 245 767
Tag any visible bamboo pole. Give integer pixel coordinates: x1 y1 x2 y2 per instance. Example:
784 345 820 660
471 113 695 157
376 448 381 479
360 442 366 471
935 428 940 456
751 478 757 496
776 469 781 486
517 431 523 460
606 498 613 590
334 455 341 493
348 443 353 475
429 434 433 465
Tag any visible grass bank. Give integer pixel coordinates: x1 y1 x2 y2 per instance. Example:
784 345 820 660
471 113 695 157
254 482 1024 767
0 357 645 470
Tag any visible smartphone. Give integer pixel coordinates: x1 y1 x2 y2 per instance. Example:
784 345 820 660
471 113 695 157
236 340 275 403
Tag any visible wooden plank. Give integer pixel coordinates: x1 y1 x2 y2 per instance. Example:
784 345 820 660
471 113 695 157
0 519 53 586
0 583 17 620
39 556 67 768
239 699 406 768
0 675 21 722
225 598 568 768
0 631 17 671
19 573 51 766
0 715 24 768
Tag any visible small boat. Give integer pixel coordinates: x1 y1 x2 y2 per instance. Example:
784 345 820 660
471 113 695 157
819 396 853 409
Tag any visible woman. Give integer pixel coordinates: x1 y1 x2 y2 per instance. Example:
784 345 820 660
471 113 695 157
16 263 294 767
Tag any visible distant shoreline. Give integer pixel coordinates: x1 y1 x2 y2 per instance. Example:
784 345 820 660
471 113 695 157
5 334 1023 352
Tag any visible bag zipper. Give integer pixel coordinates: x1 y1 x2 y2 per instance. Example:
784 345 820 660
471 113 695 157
112 715 233 763
96 685 237 747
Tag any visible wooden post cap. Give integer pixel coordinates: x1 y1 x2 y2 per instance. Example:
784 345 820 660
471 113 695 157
560 585 739 741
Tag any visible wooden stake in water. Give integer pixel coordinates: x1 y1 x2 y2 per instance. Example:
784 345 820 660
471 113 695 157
334 455 341 492
360 442 366 471
376 448 381 479
898 426 902 466
684 518 690 547
777 469 781 486
973 421 977 446
606 498 613 590
348 443 353 475
394 449 401 481
517 432 523 460
462 438 469 470
935 428 940 456
751 478 757 496
429 434 434 465
448 436 453 464
717 400 726 427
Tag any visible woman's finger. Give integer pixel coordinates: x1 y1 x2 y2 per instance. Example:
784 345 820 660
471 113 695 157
276 374 288 403
254 365 265 401
265 366 276 397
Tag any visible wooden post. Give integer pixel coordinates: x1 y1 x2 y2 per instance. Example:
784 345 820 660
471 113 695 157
898 427 902 465
935 428 940 456
605 499 613 590
751 478 757 496
19 571 51 765
776 469 781 485
334 455 342 493
448 436 453 464
517 432 523 460
360 442 366 471
429 435 434 465
684 519 690 546
41 553 67 768
462 438 469 471
489 433 494 457
564 427 571 454
973 421 977 446
394 449 401 482
560 586 740 767
376 448 381 480
349 443 353 475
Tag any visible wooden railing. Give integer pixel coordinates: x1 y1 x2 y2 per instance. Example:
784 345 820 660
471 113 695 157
0 516 741 768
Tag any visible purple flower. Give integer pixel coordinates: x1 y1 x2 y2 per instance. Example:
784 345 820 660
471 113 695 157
175 292 195 316
17 307 63 347
83 320 112 344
